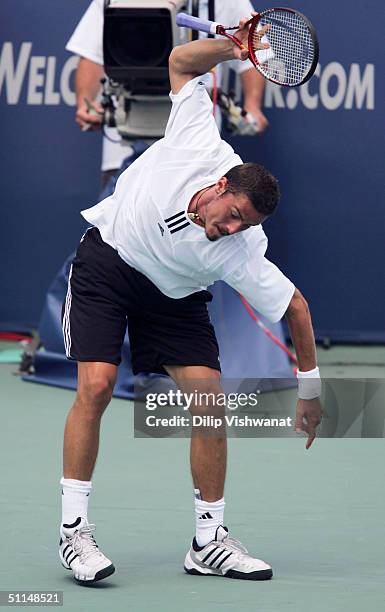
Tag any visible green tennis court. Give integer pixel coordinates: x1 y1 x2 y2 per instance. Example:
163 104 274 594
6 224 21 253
1 345 384 612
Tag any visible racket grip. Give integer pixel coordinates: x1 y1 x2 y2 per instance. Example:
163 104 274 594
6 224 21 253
176 13 218 35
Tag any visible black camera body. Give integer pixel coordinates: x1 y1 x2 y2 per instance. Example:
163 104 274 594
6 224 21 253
104 0 188 95
101 1 258 139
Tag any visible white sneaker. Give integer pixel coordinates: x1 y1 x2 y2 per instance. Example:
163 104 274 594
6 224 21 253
59 517 115 584
184 526 272 581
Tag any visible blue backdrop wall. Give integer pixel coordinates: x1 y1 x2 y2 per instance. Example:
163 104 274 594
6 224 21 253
1 0 383 341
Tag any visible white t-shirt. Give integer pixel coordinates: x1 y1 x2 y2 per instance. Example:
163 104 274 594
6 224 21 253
66 0 256 171
81 76 294 322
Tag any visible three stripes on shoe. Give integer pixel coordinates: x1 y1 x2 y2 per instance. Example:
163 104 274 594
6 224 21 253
60 538 79 567
202 545 233 570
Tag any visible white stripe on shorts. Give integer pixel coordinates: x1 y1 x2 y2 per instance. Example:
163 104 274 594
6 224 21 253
62 228 92 357
62 264 73 358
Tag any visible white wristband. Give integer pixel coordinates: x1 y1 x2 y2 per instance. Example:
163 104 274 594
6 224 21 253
297 366 321 400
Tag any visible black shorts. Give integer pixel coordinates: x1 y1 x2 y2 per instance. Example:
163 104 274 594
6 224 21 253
62 228 220 375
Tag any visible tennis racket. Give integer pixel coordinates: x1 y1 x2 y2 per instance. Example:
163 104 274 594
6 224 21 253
176 8 319 87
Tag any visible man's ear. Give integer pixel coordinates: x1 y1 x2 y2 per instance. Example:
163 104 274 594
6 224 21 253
216 176 228 195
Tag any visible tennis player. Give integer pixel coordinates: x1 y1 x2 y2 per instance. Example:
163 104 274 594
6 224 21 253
59 16 322 584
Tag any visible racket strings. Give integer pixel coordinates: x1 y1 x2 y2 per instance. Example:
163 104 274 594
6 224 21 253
253 10 316 86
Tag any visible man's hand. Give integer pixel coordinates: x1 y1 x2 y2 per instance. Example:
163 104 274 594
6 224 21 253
74 58 104 131
241 68 269 135
169 16 270 94
76 98 103 132
295 398 323 449
243 104 269 134
232 15 270 61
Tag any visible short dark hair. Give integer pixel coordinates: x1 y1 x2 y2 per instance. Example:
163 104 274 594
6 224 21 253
224 163 280 216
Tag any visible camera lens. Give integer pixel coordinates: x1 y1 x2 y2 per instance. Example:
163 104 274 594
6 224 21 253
107 16 172 67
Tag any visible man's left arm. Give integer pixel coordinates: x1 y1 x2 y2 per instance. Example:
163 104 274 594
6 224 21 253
240 69 269 133
217 0 268 133
285 288 323 449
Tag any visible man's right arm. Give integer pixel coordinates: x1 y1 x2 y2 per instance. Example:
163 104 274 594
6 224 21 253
74 57 104 131
169 38 241 95
168 16 269 94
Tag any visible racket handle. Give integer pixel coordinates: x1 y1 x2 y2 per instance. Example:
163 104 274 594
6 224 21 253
176 13 219 35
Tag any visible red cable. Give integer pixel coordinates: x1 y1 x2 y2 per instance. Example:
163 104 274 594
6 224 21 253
239 294 298 366
211 68 218 117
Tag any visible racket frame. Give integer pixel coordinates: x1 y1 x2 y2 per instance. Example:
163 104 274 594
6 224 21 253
219 8 319 87
246 8 319 86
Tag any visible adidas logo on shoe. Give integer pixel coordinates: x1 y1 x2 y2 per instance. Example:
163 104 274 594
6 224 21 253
184 525 273 580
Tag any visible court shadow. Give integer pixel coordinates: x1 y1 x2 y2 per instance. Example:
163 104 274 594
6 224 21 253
61 575 119 589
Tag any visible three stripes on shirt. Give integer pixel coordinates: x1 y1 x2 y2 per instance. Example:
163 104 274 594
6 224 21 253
164 211 190 234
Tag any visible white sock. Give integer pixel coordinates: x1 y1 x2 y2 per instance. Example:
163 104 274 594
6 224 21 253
195 495 225 547
60 477 92 526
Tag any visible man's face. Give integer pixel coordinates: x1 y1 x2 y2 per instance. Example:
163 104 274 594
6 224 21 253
203 179 267 242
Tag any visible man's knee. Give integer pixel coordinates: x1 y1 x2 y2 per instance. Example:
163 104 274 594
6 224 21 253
189 383 224 418
165 365 220 390
77 374 115 415
183 373 223 417
164 365 223 417
76 362 117 413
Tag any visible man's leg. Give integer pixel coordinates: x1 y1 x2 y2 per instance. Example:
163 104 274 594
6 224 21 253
63 362 117 481
164 365 226 543
164 364 272 581
164 365 225 501
59 362 117 583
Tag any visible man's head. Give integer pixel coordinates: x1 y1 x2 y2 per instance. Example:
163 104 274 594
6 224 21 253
201 163 280 242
